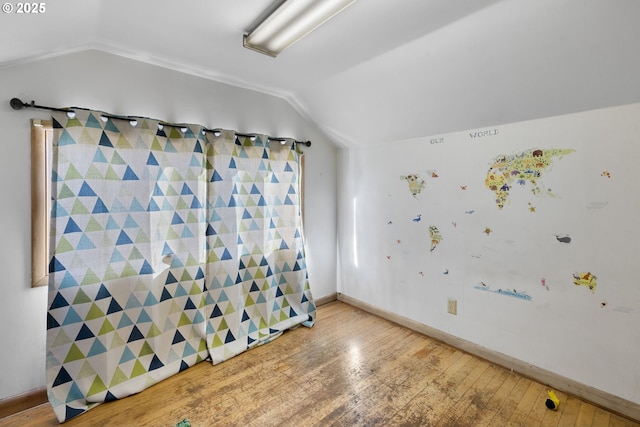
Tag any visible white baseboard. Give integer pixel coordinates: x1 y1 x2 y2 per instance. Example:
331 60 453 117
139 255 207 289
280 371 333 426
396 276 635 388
0 387 47 419
314 292 338 306
337 293 640 423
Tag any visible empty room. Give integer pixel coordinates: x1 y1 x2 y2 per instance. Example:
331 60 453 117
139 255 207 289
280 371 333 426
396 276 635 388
1 1 639 426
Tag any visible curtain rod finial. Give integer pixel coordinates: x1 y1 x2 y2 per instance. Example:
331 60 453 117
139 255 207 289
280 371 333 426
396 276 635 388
9 98 27 110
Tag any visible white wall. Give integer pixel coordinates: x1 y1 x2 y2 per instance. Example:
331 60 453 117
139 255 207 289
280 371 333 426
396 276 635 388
337 103 640 405
0 50 337 400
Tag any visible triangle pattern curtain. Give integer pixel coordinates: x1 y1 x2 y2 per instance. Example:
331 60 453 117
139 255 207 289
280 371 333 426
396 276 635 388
46 110 315 422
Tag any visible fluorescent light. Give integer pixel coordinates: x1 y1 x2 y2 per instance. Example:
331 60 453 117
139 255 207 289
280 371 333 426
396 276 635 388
244 0 357 57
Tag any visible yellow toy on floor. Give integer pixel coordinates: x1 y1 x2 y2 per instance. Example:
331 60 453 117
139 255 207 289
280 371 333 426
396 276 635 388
545 389 560 410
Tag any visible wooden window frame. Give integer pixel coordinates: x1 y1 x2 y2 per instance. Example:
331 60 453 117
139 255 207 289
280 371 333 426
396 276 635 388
31 119 52 287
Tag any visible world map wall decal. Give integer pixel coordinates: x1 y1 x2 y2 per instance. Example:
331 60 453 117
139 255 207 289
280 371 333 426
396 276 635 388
485 148 574 210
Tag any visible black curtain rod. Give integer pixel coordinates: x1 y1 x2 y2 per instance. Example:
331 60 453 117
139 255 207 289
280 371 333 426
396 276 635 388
9 97 311 147
10 98 73 113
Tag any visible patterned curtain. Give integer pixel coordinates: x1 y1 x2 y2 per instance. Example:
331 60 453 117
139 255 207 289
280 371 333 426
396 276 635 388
46 110 315 422
203 130 314 363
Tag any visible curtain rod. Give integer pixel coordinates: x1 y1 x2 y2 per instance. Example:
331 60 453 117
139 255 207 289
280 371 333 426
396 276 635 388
9 97 312 147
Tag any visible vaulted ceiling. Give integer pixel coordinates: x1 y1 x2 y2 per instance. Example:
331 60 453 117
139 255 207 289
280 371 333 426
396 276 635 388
3 0 640 147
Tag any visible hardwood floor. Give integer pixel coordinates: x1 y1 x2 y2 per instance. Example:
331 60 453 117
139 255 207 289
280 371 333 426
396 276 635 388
2 301 638 426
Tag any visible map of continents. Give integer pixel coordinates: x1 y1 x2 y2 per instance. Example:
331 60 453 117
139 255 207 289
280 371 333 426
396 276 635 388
485 148 574 209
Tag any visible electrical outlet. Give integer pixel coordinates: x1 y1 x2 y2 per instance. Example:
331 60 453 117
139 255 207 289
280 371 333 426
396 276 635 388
447 298 457 315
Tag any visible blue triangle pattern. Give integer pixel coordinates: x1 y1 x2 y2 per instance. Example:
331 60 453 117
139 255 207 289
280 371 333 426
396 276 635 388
104 119 119 132
87 339 107 357
191 197 203 209
47 313 60 330
62 307 83 325
77 234 95 250
104 391 118 402
116 230 133 245
125 294 142 310
165 272 178 284
193 311 205 324
57 130 76 146
123 166 139 180
64 218 82 234
137 309 152 322
52 367 73 387
140 260 154 275
65 404 86 420
147 199 161 211
164 141 177 153
210 304 223 318
107 299 123 314
211 170 223 182
50 293 70 310
109 249 125 263
149 355 164 371
173 284 188 297
92 198 109 214
105 217 121 231
119 347 136 364
160 288 172 302
182 342 196 358
49 257 66 272
85 113 103 129
79 182 97 196
95 284 112 300
127 326 144 342
129 198 145 212
147 153 159 166
60 272 80 289
99 132 113 147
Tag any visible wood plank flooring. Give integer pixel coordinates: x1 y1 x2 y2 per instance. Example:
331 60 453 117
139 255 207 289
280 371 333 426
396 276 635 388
2 301 638 426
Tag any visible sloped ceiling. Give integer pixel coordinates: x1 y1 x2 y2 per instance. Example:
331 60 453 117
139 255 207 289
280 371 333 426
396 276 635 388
2 0 640 147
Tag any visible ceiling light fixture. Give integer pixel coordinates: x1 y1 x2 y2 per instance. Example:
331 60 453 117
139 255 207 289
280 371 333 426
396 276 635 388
243 0 357 57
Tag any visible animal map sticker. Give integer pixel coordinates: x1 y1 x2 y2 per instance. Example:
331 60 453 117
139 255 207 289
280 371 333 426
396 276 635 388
400 174 425 199
474 282 532 301
485 148 574 210
572 272 597 293
400 170 439 199
428 225 443 252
